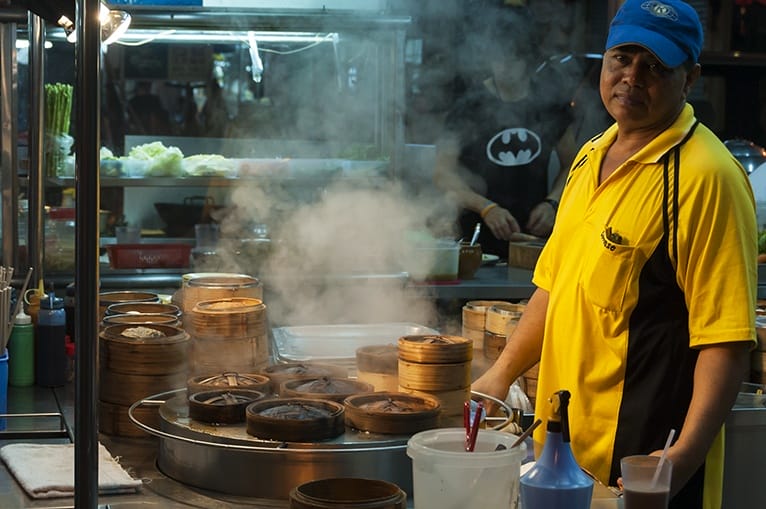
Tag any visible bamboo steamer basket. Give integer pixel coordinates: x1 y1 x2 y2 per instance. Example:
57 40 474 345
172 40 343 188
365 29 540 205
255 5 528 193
344 391 441 435
398 386 471 425
102 313 181 328
462 300 510 330
397 359 471 392
280 377 375 403
484 303 524 336
397 335 472 364
188 389 267 424
483 331 506 360
187 297 267 339
99 369 188 406
245 398 346 442
180 274 262 313
290 478 406 509
99 324 189 376
187 372 272 396
187 297 269 375
106 301 181 317
460 326 485 350
99 290 159 321
190 337 269 375
356 344 399 392
260 362 349 394
99 400 158 438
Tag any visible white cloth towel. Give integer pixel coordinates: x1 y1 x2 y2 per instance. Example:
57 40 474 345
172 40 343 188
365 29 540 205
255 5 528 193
0 442 142 499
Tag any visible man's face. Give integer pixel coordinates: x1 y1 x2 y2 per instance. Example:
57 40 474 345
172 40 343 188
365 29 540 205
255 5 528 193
600 45 698 132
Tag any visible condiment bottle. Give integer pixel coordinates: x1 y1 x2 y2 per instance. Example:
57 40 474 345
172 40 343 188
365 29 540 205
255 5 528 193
520 389 593 509
8 309 34 387
25 279 46 326
36 293 67 387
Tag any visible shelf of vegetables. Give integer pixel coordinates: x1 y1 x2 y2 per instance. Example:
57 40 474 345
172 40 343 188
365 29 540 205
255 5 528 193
42 140 390 187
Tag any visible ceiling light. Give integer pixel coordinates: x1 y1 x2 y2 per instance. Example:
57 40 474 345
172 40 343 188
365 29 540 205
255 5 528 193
62 2 131 45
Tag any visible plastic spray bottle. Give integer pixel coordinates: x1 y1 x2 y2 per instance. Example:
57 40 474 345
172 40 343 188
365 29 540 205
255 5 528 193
519 389 594 509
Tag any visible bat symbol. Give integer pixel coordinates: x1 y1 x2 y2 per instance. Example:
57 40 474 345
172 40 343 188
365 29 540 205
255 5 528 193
486 128 542 166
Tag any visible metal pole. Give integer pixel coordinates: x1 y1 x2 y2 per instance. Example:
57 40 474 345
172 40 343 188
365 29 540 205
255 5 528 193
27 13 44 284
74 0 101 507
0 21 18 271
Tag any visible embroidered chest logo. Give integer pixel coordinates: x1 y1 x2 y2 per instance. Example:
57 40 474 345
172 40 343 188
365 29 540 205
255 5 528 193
601 226 624 252
641 1 679 21
486 128 542 166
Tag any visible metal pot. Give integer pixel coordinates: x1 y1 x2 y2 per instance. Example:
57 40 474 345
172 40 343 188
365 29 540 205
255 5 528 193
724 138 766 174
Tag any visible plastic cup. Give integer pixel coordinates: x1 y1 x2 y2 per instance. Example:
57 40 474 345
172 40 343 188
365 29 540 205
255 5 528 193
407 427 526 509
194 223 220 248
620 455 672 509
116 225 141 244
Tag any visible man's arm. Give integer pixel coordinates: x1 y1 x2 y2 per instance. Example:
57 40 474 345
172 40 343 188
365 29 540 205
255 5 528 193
659 342 750 497
434 134 521 240
472 287 548 405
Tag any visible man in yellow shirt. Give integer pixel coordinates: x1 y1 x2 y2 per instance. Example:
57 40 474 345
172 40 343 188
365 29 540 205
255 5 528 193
472 2 756 508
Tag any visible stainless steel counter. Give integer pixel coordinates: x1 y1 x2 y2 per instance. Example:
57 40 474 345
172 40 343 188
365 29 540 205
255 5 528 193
45 263 538 302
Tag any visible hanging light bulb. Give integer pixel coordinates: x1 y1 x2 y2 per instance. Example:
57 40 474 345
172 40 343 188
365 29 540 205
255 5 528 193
61 1 131 45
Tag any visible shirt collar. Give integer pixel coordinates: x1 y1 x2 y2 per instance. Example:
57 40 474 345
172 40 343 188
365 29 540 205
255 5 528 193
591 103 697 163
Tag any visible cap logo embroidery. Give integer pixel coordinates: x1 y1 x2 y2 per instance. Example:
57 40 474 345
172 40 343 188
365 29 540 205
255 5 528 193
641 1 679 22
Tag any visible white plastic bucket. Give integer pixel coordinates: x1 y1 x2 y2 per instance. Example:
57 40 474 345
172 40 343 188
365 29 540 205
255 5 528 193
407 427 526 509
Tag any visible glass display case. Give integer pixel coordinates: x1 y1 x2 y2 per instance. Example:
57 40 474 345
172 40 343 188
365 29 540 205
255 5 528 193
6 4 410 282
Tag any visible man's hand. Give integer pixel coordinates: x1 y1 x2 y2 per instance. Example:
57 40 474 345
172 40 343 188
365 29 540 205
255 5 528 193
526 201 556 237
483 205 520 241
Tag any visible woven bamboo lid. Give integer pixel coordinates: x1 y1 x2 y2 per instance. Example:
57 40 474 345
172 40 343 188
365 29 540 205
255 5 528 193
344 391 441 435
398 335 473 364
245 398 346 442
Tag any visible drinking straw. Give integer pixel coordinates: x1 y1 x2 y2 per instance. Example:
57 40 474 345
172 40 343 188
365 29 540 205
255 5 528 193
463 401 471 449
466 402 484 452
651 428 676 489
511 418 542 449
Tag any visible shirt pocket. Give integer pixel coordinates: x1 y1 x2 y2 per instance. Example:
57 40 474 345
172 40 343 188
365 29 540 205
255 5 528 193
580 241 641 313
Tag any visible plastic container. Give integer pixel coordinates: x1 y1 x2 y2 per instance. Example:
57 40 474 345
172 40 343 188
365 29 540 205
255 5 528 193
106 243 192 269
407 427 526 509
406 240 460 281
36 295 67 387
0 349 7 430
8 310 34 387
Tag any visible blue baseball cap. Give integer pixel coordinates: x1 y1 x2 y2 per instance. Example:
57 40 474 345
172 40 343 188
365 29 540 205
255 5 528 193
605 0 703 68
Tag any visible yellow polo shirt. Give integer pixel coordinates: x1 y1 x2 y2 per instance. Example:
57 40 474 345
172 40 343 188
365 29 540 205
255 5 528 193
532 104 757 506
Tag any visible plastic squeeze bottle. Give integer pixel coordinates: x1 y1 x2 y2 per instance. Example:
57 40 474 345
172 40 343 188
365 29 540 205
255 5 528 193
520 389 594 509
8 309 34 386
36 294 67 387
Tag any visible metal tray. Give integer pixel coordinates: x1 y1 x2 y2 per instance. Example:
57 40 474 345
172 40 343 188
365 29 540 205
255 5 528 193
271 322 438 371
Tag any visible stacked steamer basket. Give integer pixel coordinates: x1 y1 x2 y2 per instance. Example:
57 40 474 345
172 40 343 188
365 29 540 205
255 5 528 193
98 290 159 322
355 344 399 392
483 302 524 360
461 300 511 353
177 274 262 314
102 301 182 329
99 323 189 437
186 297 269 375
260 362 348 395
397 335 473 426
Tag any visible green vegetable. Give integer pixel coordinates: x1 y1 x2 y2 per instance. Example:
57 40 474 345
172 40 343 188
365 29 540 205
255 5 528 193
128 141 184 177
